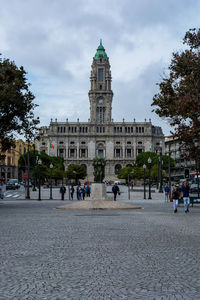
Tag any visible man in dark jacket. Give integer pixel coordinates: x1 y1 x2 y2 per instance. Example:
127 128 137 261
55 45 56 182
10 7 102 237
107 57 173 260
112 183 120 201
60 184 66 200
181 181 190 213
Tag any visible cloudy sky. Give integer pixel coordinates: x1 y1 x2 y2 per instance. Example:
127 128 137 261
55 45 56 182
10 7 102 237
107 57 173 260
0 0 199 136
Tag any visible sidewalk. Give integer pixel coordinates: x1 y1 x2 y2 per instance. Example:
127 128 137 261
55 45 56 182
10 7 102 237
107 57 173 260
19 185 166 203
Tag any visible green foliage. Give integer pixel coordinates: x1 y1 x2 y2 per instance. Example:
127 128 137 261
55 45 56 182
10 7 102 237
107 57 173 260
0 55 39 150
18 150 65 181
117 152 174 182
135 151 174 170
135 151 158 167
118 166 133 181
65 164 87 183
152 28 200 161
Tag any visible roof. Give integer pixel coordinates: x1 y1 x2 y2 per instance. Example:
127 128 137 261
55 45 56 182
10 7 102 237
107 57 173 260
94 39 108 59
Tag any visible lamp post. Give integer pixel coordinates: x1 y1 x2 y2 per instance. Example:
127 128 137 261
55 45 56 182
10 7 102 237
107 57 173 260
26 141 30 199
128 173 130 200
148 157 152 199
38 159 42 201
143 164 146 199
159 143 163 193
50 163 53 200
32 143 37 191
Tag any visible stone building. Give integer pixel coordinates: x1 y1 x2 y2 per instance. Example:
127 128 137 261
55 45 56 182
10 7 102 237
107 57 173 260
0 139 32 183
37 41 164 181
165 136 197 181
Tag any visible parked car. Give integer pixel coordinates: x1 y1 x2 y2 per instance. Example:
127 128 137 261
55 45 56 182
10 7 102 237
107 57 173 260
6 179 20 190
190 184 200 194
0 187 4 199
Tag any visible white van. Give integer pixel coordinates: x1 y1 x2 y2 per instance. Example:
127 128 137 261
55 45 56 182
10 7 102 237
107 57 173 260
114 181 121 185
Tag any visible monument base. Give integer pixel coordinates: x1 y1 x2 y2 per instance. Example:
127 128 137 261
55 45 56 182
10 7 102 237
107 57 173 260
89 183 108 201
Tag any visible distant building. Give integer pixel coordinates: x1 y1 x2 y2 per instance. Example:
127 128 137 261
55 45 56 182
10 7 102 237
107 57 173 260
0 139 31 183
37 41 164 181
165 136 196 181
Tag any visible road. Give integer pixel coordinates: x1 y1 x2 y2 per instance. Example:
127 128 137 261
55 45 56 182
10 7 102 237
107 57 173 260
0 189 200 299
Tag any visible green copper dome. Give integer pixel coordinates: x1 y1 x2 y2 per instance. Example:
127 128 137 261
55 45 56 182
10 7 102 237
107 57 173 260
94 39 108 59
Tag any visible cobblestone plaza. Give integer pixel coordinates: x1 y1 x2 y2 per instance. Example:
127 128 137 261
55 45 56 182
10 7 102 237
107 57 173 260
0 189 200 299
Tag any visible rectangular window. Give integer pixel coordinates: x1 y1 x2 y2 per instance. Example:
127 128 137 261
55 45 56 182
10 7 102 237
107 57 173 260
59 149 64 157
127 149 131 158
98 68 103 81
136 127 138 133
131 127 133 133
98 149 104 157
81 149 86 158
116 149 120 158
70 149 75 157
138 148 142 154
142 127 144 133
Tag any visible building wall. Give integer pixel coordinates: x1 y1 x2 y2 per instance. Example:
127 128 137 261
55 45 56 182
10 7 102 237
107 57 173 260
0 140 32 183
165 136 196 181
37 121 164 181
37 42 165 182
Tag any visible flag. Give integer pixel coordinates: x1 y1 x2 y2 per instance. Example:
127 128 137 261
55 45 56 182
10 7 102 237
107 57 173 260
50 143 55 150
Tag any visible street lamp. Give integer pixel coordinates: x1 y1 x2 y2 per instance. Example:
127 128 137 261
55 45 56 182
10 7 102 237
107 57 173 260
143 164 146 199
38 159 42 201
128 173 130 200
32 143 37 191
49 163 53 200
159 143 163 193
26 141 30 199
148 157 152 199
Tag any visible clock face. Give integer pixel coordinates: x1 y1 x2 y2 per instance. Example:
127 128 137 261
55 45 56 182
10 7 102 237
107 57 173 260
98 98 104 105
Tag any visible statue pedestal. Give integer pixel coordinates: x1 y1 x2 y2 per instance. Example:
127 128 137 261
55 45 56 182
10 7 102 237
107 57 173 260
89 183 108 201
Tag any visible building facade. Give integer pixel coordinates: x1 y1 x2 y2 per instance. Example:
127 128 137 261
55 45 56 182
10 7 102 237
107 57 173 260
165 136 196 181
37 41 164 181
0 139 31 183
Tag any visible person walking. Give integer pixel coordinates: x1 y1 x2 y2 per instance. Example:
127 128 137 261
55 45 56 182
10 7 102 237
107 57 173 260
70 185 74 200
112 183 120 201
86 184 91 197
164 183 170 202
60 184 66 200
172 185 180 213
181 181 190 213
76 185 79 200
82 186 86 200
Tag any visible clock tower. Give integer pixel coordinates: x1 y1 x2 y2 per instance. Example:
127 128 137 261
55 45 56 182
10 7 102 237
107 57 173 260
89 40 113 124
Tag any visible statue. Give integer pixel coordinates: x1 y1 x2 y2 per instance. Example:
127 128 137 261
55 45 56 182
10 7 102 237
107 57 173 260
93 156 106 183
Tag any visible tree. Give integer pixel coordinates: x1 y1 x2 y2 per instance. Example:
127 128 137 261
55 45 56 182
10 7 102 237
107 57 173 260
65 164 87 184
18 150 65 182
152 28 200 166
135 151 158 167
118 166 133 182
0 55 39 151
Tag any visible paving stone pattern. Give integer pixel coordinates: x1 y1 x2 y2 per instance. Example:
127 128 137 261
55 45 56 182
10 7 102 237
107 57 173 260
0 191 200 299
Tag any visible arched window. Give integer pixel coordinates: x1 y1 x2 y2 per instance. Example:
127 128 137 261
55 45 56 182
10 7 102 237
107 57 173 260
81 164 87 172
115 164 122 174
